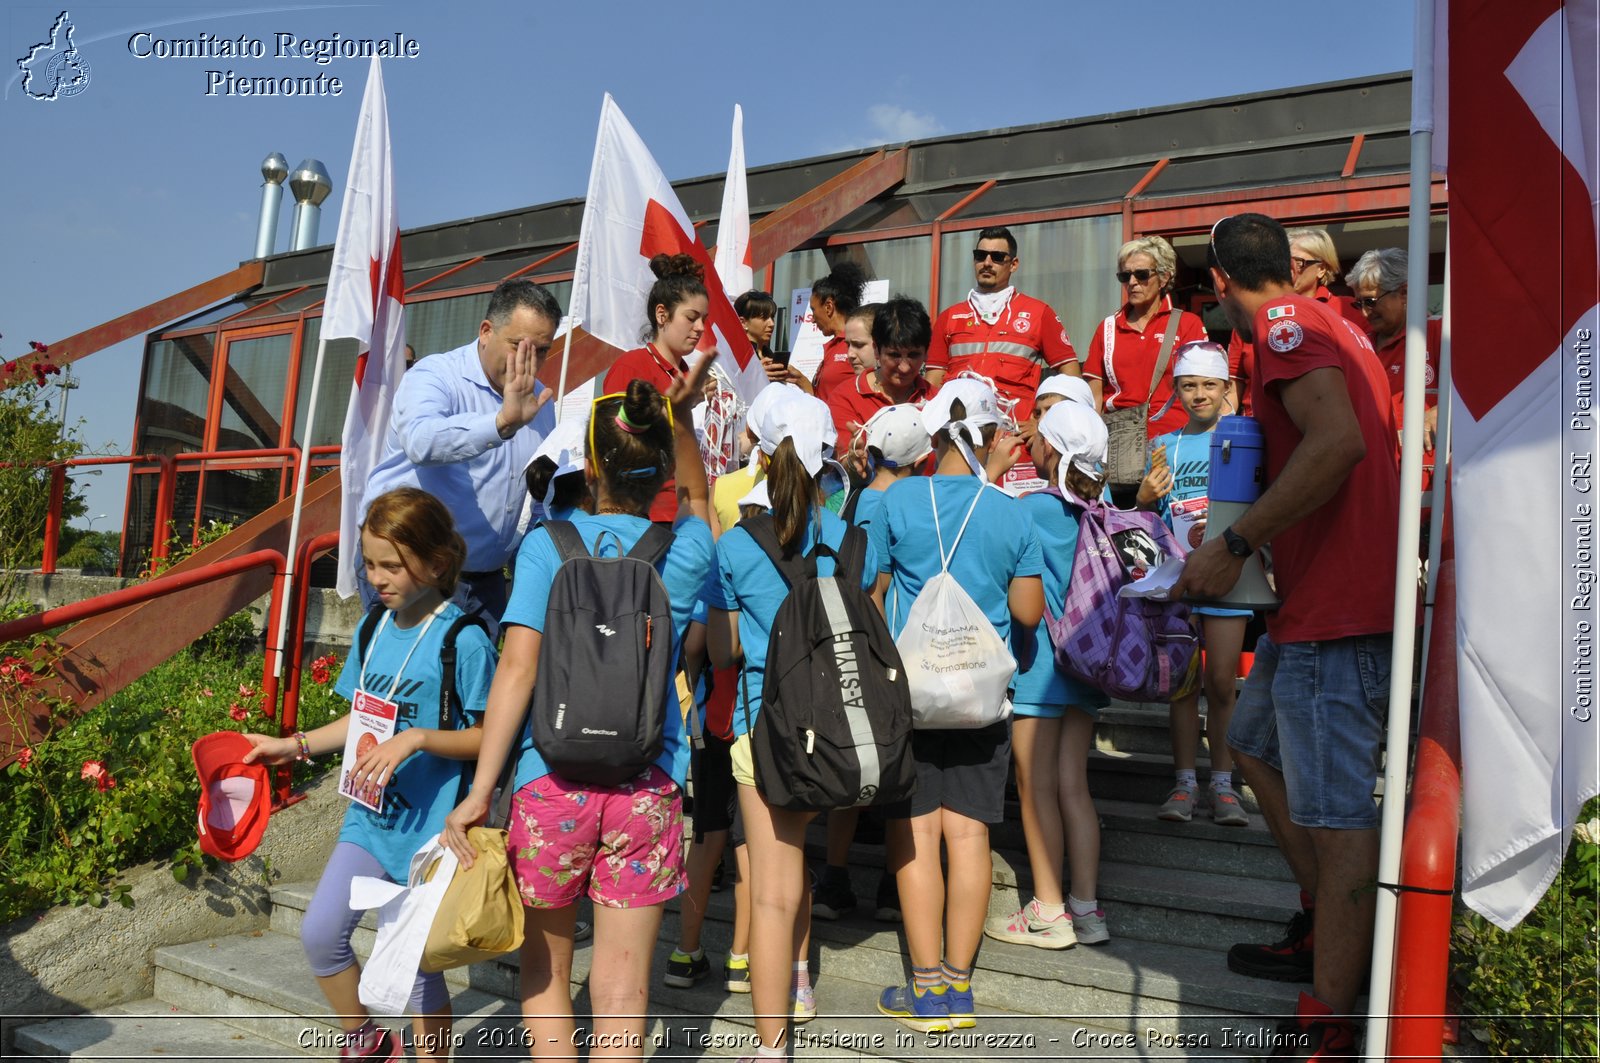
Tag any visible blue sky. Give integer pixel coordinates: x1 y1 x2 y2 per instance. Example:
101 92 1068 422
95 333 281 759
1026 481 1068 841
1 0 1414 522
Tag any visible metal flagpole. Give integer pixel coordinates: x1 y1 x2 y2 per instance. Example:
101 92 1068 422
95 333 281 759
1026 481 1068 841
554 324 576 423
1365 0 1435 1054
269 336 330 677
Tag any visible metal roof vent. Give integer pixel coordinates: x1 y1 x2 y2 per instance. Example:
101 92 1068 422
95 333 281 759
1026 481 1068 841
288 158 332 251
254 152 289 259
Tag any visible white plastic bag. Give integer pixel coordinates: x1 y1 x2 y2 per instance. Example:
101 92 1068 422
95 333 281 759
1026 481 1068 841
895 482 1017 729
348 833 456 1015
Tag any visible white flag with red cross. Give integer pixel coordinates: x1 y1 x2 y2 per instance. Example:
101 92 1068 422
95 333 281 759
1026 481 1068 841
567 94 764 405
1441 0 1599 929
714 104 754 298
324 56 407 598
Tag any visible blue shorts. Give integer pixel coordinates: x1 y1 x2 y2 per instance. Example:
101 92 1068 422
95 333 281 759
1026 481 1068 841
1226 633 1391 830
1011 696 1108 721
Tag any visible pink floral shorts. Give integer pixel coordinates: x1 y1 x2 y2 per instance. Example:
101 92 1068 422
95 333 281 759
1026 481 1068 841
507 766 686 909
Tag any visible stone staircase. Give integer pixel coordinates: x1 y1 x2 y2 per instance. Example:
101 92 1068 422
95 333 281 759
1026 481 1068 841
13 703 1317 1062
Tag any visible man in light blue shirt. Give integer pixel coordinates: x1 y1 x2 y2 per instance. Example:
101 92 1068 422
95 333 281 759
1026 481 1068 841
363 279 561 633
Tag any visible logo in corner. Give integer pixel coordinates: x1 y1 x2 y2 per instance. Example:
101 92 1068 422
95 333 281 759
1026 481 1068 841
595 623 616 638
18 11 91 101
1266 320 1304 353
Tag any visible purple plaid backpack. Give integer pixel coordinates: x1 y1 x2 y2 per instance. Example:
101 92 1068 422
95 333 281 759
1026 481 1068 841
1045 495 1200 702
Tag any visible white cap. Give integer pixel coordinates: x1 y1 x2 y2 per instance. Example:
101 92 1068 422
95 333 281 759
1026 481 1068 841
754 392 836 477
522 413 588 509
862 404 932 468
1037 400 1108 493
737 479 771 511
1036 374 1096 409
1172 340 1230 382
745 382 805 450
922 377 1001 445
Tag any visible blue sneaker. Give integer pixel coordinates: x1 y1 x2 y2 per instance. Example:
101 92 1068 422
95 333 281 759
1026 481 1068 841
943 982 976 1029
878 983 951 1034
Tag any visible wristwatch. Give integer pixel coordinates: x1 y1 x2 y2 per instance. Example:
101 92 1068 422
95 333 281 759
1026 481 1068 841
1222 526 1254 558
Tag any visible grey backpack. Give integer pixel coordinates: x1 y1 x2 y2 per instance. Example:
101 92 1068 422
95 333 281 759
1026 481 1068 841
529 521 675 786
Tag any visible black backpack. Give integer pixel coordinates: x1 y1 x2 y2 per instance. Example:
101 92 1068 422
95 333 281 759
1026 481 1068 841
530 520 676 786
739 515 915 812
355 605 489 804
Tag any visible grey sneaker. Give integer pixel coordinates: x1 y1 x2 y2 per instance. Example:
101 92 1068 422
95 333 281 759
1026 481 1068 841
1210 784 1250 826
1158 785 1196 822
1071 907 1111 945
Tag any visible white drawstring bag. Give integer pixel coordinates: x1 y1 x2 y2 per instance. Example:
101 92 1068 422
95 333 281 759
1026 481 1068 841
349 834 457 1015
894 480 1017 729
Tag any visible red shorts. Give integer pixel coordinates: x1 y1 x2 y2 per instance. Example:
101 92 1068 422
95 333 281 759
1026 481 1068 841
506 766 686 909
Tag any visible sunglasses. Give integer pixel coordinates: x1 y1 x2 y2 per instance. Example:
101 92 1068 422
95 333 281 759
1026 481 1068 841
588 390 674 458
1209 216 1232 279
972 249 1013 263
1351 289 1401 312
1290 255 1323 273
1115 268 1158 284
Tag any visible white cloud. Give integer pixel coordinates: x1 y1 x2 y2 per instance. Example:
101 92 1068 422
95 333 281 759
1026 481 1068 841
865 103 943 142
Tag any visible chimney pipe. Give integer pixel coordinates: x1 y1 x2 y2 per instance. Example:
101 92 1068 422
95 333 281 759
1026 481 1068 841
254 152 288 259
288 158 332 251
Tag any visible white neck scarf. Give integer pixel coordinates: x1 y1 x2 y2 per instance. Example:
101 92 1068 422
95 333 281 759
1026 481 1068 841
968 286 1015 326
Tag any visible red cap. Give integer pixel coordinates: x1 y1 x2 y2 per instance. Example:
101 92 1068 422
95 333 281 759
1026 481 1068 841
191 731 271 861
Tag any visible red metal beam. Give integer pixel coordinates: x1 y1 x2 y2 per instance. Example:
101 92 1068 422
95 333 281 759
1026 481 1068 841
217 284 309 325
504 240 581 281
5 261 264 388
1341 133 1367 179
930 181 1000 308
1123 157 1172 241
748 149 909 270
936 180 999 223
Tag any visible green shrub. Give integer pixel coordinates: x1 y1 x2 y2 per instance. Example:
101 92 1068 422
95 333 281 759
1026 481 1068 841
1452 797 1600 1059
0 629 346 924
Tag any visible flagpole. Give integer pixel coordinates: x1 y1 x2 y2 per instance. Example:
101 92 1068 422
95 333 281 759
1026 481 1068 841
1365 1 1434 1055
554 325 575 422
269 335 330 679
1420 241 1453 693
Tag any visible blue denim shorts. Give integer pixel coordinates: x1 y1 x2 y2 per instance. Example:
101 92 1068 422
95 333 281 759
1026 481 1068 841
1227 633 1391 830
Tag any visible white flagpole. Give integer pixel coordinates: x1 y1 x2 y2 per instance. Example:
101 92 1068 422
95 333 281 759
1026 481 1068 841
269 335 330 678
1365 1 1435 1055
554 326 575 422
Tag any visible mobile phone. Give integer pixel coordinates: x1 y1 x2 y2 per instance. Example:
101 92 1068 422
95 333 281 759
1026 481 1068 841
768 348 792 368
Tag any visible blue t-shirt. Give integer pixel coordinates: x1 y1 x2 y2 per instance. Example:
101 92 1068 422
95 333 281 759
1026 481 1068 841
502 512 715 793
846 487 889 538
709 508 879 734
1147 427 1214 531
871 474 1044 642
1011 491 1107 708
334 602 496 881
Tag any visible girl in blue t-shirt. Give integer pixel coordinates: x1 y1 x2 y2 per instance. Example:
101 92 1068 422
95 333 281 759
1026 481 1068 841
708 390 879 1057
1136 342 1252 828
985 401 1117 957
245 487 494 1063
868 377 1044 1034
441 371 715 1063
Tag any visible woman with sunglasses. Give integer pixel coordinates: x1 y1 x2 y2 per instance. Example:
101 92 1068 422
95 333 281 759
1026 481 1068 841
442 361 718 1063
603 253 711 522
1083 235 1208 443
808 260 870 403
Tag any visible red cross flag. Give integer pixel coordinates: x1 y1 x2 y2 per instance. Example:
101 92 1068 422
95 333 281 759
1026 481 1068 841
322 56 407 598
1444 0 1598 929
567 94 763 405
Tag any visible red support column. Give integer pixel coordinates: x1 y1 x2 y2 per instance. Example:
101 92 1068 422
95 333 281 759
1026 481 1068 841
41 465 66 574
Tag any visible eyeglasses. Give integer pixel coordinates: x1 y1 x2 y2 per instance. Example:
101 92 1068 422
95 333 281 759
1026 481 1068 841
972 249 1013 263
1209 216 1232 279
1115 269 1158 284
1351 289 1401 312
1290 255 1323 273
878 348 927 364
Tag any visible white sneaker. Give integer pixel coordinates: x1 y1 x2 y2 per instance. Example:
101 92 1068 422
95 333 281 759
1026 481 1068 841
983 898 1077 949
1071 907 1111 945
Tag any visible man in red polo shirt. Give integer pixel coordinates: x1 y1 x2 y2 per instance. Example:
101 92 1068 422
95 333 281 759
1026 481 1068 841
1175 213 1400 1062
1346 247 1440 491
924 226 1079 422
826 296 934 458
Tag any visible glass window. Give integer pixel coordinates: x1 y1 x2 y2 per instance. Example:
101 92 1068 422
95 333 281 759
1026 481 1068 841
939 216 1121 361
215 332 294 451
768 237 933 350
136 333 216 455
407 291 492 359
292 317 360 450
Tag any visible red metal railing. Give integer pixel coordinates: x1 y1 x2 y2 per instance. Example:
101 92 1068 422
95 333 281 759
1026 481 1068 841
1386 556 1462 1060
38 445 341 575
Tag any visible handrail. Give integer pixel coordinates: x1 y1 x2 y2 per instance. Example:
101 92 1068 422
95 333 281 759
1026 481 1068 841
0 549 288 773
274 530 340 806
36 446 344 575
1387 557 1462 1061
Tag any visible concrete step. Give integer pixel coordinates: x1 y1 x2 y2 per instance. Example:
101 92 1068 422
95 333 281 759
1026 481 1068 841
149 925 1281 1061
268 878 1301 1042
10 999 313 1061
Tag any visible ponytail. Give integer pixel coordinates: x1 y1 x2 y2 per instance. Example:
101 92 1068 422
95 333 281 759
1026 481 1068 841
766 438 819 552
